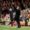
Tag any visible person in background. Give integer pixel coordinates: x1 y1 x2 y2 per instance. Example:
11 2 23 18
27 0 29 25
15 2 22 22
2 9 10 25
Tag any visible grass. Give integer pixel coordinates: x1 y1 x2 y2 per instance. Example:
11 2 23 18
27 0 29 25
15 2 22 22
0 25 30 30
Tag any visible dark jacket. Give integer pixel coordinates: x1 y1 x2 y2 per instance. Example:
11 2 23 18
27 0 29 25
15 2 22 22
14 7 20 21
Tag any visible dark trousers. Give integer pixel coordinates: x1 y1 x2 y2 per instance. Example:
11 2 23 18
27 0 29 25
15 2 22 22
25 20 28 26
10 12 13 21
16 20 21 28
15 17 21 28
10 12 13 26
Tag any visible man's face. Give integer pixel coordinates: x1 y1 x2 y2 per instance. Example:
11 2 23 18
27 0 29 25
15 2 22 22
9 8 12 11
16 6 19 10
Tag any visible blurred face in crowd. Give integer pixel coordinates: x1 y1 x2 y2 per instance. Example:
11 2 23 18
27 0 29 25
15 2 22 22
2 1 6 10
2 1 10 10
24 0 29 4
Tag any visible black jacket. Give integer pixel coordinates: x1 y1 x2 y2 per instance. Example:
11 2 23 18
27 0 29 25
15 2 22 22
14 7 20 20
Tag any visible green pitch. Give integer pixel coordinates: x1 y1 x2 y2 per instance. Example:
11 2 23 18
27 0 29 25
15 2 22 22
0 25 30 30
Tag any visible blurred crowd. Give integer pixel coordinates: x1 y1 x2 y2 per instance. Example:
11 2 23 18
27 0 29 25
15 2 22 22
0 0 30 26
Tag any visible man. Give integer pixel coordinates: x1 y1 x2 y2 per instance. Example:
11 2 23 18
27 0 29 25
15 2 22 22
9 7 13 26
14 6 21 28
